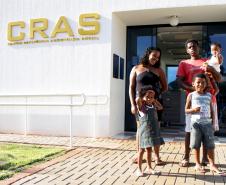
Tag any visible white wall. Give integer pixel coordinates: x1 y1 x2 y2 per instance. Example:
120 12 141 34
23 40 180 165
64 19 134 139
0 0 112 137
109 14 126 136
0 0 112 95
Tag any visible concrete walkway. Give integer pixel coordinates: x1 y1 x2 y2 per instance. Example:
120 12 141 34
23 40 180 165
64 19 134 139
0 132 226 185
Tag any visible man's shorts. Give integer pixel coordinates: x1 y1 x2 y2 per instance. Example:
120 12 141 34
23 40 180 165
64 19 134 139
185 114 191 132
190 121 215 149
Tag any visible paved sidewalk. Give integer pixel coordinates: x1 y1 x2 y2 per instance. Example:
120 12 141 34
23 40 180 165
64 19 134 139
0 133 226 185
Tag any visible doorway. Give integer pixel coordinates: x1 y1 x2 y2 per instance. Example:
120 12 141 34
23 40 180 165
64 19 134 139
157 25 205 90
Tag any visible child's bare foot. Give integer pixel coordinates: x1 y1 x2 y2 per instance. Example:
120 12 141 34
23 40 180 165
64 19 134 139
132 157 138 164
145 168 161 175
132 157 146 164
194 165 205 173
135 169 144 177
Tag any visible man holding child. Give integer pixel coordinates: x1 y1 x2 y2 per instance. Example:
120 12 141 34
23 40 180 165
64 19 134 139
176 39 222 169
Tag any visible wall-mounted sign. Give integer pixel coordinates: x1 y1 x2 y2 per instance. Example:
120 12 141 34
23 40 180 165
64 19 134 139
7 13 100 45
113 54 124 80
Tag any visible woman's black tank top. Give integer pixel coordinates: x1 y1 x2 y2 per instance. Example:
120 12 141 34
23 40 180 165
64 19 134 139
136 71 161 98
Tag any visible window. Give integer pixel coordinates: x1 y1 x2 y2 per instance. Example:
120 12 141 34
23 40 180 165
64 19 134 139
113 54 124 80
113 54 119 78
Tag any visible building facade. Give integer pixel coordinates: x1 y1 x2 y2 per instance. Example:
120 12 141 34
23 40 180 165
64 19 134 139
0 0 226 137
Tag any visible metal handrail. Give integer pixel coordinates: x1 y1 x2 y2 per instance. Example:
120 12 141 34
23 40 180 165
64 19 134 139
0 93 108 148
0 93 85 97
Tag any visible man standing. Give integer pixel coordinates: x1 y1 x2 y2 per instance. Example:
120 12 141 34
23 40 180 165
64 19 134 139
176 39 221 167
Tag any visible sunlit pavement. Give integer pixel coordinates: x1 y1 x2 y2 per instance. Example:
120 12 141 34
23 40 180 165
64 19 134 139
0 131 226 185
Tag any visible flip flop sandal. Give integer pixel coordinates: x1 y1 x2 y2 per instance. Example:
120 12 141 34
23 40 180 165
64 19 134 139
132 157 146 164
179 159 189 167
194 166 205 173
210 166 226 176
145 169 161 175
213 171 226 176
155 159 165 166
135 169 144 177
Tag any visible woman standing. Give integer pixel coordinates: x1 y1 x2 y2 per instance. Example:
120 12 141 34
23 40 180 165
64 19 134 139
129 47 168 164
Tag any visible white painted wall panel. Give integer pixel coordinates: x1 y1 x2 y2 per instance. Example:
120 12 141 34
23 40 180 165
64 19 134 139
0 107 26 134
109 14 126 136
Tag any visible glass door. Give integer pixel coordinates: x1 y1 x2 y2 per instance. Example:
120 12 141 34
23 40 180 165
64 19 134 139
166 65 178 90
125 26 156 131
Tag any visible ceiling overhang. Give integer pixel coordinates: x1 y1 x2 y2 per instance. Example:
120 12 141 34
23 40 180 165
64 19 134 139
114 5 226 26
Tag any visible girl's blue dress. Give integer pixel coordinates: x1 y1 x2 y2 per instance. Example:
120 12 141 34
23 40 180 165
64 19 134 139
137 105 164 149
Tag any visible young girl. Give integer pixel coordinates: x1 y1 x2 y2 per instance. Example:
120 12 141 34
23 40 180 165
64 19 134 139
135 86 164 176
185 73 224 175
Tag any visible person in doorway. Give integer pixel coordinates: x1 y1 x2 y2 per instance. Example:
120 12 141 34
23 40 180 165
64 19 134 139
129 47 168 165
176 39 222 167
135 86 164 176
185 73 224 175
